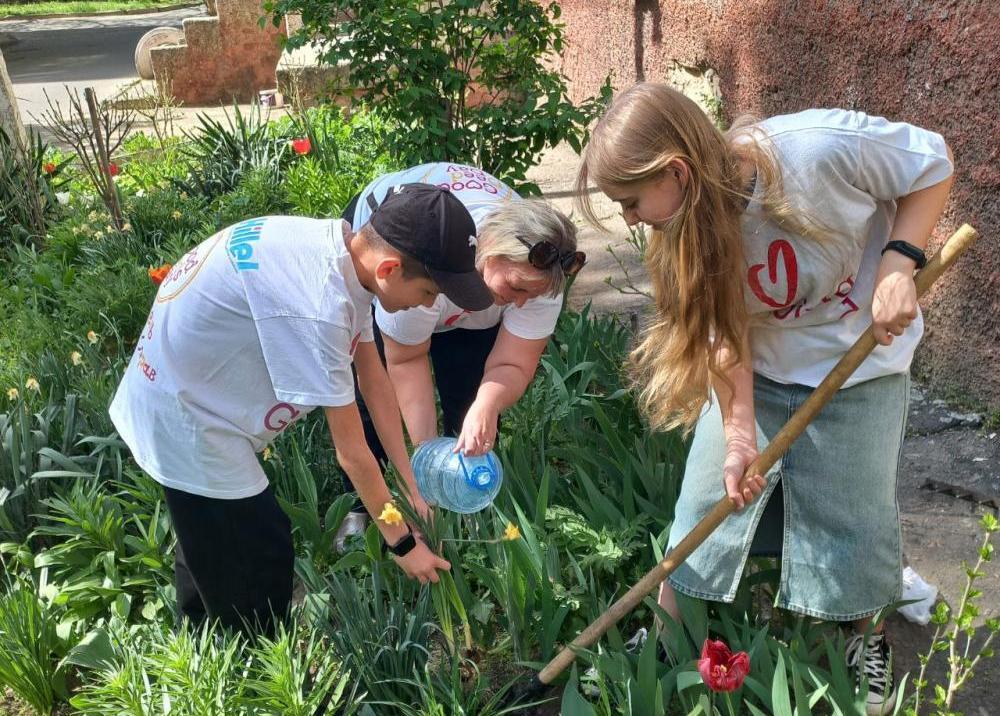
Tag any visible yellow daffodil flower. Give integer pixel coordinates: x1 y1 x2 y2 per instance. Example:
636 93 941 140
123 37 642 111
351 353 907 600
379 502 405 526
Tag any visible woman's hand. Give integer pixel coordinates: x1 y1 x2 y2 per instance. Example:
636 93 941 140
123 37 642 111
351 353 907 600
723 436 766 510
454 398 499 456
872 251 919 346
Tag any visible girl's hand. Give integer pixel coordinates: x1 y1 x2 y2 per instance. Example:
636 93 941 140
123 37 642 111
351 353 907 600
723 436 766 510
454 399 499 456
871 251 919 346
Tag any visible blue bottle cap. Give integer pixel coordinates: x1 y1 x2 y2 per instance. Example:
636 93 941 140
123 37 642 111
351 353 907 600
458 452 499 492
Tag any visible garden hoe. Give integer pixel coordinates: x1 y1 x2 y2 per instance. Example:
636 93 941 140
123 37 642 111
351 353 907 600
506 223 980 711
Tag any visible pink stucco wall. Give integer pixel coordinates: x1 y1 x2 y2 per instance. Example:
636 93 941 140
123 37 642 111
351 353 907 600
558 0 999 409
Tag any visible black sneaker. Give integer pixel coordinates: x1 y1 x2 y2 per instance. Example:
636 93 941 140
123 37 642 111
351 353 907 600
845 631 897 715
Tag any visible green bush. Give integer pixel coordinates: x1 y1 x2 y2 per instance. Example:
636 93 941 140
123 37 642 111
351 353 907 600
269 0 611 189
175 105 295 201
212 168 293 228
0 126 67 249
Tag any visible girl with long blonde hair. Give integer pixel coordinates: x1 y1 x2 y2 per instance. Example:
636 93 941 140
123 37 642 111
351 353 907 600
577 82 954 714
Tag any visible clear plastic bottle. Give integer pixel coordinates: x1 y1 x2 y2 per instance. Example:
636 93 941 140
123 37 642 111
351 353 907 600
411 437 503 514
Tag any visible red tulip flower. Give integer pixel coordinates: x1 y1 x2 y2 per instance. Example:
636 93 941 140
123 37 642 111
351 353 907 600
698 639 750 693
290 137 311 155
43 161 57 175
108 162 120 177
148 263 173 286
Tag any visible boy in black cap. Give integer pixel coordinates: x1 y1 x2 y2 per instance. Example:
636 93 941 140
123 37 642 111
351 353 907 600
110 184 491 634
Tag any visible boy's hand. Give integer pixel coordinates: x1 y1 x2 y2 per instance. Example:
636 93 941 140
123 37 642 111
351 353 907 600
406 491 432 523
872 251 918 346
393 540 451 584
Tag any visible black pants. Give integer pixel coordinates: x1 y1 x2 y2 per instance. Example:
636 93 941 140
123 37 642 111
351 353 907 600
164 484 294 635
346 315 501 505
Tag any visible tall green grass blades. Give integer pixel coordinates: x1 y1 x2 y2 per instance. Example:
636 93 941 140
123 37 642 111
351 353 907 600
316 568 434 704
0 580 68 715
177 104 292 200
244 624 360 716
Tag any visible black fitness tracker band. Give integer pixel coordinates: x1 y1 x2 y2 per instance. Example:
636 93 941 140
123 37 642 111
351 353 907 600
881 240 927 269
386 528 417 557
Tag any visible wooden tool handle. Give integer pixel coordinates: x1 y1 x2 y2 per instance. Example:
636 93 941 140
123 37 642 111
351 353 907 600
537 224 979 685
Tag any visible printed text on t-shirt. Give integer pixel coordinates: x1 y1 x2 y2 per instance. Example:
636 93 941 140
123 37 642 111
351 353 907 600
227 219 266 272
747 239 859 321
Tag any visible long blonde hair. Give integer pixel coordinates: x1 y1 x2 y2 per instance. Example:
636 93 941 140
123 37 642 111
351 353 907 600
576 82 812 432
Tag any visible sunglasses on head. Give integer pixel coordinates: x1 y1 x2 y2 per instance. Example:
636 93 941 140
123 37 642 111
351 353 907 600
515 236 587 277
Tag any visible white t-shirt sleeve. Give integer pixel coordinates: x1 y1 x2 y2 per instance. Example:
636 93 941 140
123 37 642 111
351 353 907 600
501 294 563 340
853 112 953 201
374 300 439 345
254 317 357 406
357 300 375 343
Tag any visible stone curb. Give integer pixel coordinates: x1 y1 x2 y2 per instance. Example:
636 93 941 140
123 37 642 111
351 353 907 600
0 1 200 22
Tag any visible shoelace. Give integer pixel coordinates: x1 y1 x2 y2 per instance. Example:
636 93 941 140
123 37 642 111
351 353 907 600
846 634 889 695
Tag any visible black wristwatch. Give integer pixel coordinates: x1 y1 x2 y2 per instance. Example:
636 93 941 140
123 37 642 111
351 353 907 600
385 528 417 557
881 240 927 269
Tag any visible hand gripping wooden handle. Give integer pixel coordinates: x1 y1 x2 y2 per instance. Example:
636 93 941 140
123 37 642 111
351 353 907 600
536 224 979 686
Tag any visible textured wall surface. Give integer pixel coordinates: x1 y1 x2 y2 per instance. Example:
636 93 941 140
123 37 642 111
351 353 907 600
558 0 999 409
151 0 284 105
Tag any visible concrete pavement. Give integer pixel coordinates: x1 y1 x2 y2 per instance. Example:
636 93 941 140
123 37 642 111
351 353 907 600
1 6 203 124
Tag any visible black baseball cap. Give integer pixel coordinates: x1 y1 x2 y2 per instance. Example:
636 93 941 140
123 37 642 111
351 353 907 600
366 183 493 311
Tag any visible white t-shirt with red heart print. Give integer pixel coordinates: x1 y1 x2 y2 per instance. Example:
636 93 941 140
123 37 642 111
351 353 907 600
352 162 563 344
742 109 953 387
109 217 374 499
373 291 563 345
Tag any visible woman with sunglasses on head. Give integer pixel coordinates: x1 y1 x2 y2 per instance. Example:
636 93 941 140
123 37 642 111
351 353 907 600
335 163 585 548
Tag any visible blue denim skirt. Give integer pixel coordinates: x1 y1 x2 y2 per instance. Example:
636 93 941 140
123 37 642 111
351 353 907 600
666 372 909 621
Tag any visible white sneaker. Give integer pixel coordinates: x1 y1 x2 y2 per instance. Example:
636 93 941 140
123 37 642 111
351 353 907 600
334 511 369 553
846 631 897 715
580 628 648 698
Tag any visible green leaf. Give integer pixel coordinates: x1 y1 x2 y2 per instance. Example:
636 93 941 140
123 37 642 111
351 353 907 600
59 628 114 671
772 650 794 716
561 666 598 716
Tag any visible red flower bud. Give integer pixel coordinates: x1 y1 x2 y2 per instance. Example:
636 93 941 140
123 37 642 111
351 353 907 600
108 163 120 177
290 137 311 155
43 161 57 175
147 263 173 286
698 639 750 693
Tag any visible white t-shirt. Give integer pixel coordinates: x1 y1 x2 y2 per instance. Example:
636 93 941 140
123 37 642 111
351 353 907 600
742 109 953 387
109 217 374 499
352 162 563 343
374 292 563 345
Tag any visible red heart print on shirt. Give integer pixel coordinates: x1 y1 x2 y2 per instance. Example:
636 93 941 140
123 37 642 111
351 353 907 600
444 310 471 327
748 239 799 309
